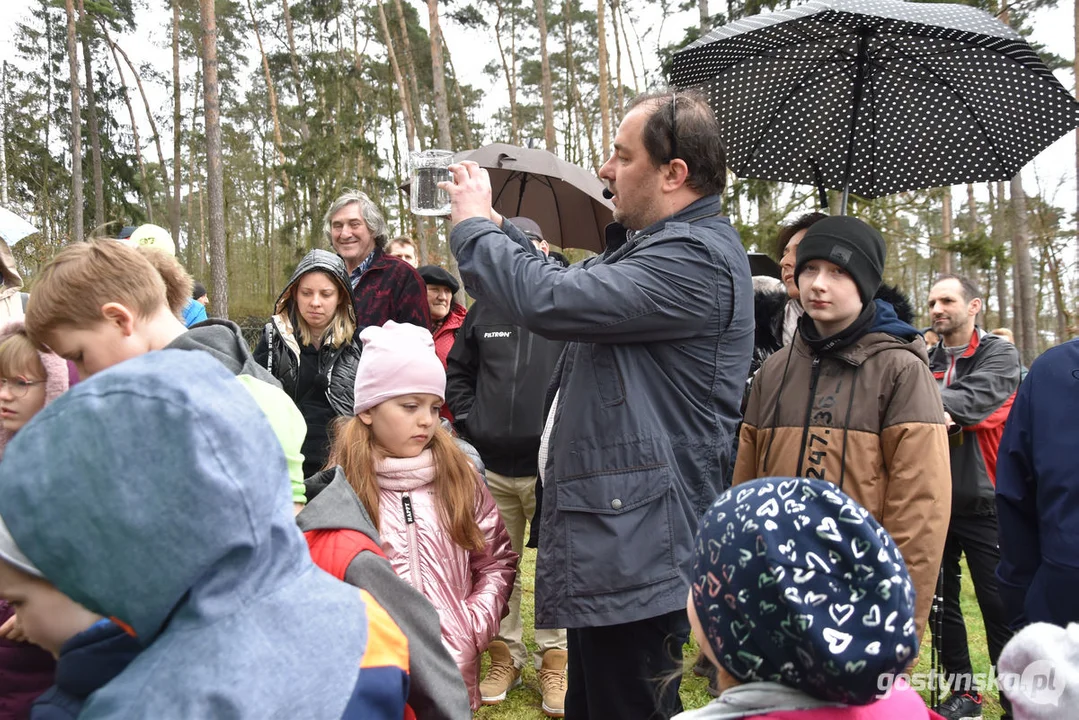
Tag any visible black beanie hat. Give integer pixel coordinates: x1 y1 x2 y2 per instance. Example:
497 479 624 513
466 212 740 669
417 265 460 295
794 216 886 304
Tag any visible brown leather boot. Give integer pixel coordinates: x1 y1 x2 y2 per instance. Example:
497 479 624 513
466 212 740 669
538 649 568 718
480 640 521 705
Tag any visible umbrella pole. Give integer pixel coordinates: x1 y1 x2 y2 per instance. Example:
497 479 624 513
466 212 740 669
839 28 873 216
515 173 528 217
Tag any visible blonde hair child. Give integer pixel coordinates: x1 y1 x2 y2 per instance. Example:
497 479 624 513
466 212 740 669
327 321 517 711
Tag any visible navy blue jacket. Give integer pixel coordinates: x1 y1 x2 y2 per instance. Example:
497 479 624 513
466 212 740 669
451 196 753 628
996 338 1079 629
31 620 140 719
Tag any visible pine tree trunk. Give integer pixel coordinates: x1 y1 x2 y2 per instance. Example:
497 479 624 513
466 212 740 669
77 0 104 232
597 0 610 158
188 60 202 276
534 0 556 151
618 2 641 94
393 0 425 145
940 188 952 273
426 0 452 150
171 0 182 244
1010 173 1036 364
281 0 310 142
375 0 416 152
64 0 84 242
992 181 1009 329
565 7 599 172
699 0 710 32
1045 239 1071 342
245 0 289 190
493 0 519 144
106 35 151 221
200 0 228 318
43 5 55 244
966 183 978 231
106 33 171 206
440 28 473 148
610 0 624 116
424 0 461 290
1 62 9 206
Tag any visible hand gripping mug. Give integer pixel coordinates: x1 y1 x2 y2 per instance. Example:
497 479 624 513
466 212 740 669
410 149 453 216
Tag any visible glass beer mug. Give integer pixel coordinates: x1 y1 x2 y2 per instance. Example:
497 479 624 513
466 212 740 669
410 149 453 216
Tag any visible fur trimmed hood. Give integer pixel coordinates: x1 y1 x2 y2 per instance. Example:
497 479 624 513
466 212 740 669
0 320 70 457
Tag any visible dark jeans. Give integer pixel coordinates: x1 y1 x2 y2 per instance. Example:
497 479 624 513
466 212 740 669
939 513 1013 712
566 608 690 720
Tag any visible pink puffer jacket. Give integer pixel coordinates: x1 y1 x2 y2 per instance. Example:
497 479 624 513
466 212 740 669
375 449 517 711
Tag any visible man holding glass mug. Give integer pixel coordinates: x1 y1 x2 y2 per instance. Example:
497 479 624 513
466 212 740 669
440 90 754 720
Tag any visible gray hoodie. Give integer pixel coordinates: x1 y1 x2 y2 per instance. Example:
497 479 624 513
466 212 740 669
0 350 370 718
167 318 281 387
674 683 838 719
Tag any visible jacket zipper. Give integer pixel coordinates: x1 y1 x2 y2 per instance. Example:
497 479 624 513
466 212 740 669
507 330 521 441
795 356 822 476
402 494 423 594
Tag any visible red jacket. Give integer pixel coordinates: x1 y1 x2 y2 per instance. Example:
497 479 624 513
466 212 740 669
928 328 1020 516
351 249 431 333
433 303 468 422
433 303 468 368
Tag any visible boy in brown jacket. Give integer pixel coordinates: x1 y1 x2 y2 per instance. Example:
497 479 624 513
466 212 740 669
734 215 951 643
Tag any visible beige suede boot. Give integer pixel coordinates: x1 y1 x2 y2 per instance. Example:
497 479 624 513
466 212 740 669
538 648 567 718
480 640 521 704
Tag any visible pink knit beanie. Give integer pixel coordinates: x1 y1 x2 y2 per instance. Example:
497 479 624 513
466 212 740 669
353 321 446 415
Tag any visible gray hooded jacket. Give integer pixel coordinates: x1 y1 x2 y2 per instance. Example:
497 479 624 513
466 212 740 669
450 195 754 629
0 351 370 718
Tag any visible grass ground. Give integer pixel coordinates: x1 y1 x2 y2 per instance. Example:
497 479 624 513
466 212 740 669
476 545 1003 719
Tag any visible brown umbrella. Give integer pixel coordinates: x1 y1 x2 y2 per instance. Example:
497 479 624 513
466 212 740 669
450 144 614 253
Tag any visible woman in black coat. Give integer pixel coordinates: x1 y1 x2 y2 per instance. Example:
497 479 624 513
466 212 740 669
254 249 361 477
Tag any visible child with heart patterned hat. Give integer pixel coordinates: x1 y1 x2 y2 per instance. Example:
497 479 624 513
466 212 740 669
676 477 940 719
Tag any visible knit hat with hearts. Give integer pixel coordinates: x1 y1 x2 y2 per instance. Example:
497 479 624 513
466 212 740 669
691 477 918 705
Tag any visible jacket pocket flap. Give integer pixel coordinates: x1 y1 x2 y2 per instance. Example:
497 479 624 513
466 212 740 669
556 464 671 515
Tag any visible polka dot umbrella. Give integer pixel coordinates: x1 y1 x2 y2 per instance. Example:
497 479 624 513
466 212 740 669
670 0 1079 214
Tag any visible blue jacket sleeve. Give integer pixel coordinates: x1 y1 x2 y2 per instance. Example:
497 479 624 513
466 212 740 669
450 217 720 344
182 298 208 328
994 367 1038 629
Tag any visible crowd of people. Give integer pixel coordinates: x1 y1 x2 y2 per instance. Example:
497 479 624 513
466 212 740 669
0 88 1073 720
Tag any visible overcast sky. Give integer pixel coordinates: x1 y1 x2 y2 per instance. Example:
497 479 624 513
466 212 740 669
0 0 1076 223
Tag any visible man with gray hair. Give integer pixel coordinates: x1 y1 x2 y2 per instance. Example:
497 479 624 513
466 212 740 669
324 190 429 331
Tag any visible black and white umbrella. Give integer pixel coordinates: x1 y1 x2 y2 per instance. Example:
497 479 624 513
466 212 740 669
670 0 1079 213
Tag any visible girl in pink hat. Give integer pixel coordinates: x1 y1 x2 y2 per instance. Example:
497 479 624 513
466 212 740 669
326 321 517 711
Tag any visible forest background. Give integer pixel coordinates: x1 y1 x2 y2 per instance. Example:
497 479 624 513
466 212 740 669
0 0 1077 366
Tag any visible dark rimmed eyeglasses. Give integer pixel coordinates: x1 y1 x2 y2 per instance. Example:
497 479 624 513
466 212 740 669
0 378 44 398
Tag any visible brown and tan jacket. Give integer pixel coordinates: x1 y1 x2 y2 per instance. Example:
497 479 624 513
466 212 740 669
734 324 951 641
